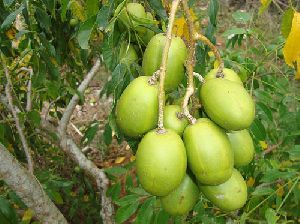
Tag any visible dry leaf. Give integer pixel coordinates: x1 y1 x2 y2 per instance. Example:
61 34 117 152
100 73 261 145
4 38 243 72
115 156 126 164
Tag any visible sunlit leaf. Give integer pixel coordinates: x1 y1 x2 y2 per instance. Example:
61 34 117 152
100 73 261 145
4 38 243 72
77 15 96 49
281 8 295 38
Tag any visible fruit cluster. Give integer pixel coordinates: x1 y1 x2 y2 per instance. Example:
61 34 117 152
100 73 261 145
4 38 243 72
115 3 255 216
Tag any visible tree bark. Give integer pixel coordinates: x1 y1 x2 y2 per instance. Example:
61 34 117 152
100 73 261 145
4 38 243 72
0 143 68 224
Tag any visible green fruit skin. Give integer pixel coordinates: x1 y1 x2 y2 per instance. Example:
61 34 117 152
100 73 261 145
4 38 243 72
119 42 138 65
140 12 156 45
200 78 255 131
142 33 187 92
199 169 248 212
136 130 187 196
164 105 188 136
227 129 255 167
160 174 199 216
116 76 158 138
183 118 234 185
116 3 147 33
205 68 243 84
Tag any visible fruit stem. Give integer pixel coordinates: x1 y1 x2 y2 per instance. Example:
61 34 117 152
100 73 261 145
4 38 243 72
157 0 181 132
194 32 224 77
181 0 196 124
147 70 160 85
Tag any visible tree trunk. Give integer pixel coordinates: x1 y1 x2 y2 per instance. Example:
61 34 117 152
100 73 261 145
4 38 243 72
0 143 68 224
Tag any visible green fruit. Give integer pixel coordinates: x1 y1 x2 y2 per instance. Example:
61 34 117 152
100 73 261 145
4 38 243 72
183 118 234 185
160 174 199 215
140 12 156 45
199 169 247 211
142 33 187 92
136 130 187 196
227 129 254 167
164 105 188 136
200 78 255 130
115 3 147 33
116 76 158 137
119 42 138 65
69 18 78 26
205 68 242 84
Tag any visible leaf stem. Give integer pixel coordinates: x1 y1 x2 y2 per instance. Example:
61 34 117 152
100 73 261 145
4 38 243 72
157 0 181 133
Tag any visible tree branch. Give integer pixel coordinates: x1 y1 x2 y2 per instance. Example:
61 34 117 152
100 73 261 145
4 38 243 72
20 67 33 112
1 56 34 174
181 0 196 125
58 59 101 138
0 143 68 224
157 0 181 132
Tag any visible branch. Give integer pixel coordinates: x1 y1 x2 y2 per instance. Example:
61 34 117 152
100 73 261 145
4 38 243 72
20 67 33 112
0 143 68 223
58 59 101 138
194 32 224 77
181 0 196 125
157 0 181 132
263 141 283 155
1 56 34 174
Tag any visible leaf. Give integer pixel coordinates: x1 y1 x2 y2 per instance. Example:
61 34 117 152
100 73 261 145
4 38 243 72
256 102 273 121
77 15 96 49
283 11 300 75
0 197 18 224
107 183 121 201
115 200 139 224
27 110 41 127
259 0 272 15
252 187 274 196
81 121 99 145
232 11 251 23
134 197 155 224
281 8 295 38
154 209 169 224
35 7 51 31
296 58 300 80
3 0 15 8
249 118 266 141
208 0 219 25
115 194 140 207
86 0 99 17
22 209 33 224
115 156 126 164
96 3 114 30
104 166 127 176
265 208 278 224
1 4 24 30
289 145 300 161
103 123 112 145
223 27 247 38
260 169 297 183
60 0 68 21
147 0 167 22
46 189 64 205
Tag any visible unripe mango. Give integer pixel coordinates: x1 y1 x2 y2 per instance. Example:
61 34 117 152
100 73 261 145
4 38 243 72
164 105 188 136
205 68 242 84
136 130 187 196
200 78 255 130
116 76 158 137
227 129 255 167
183 118 234 185
199 169 247 211
142 33 187 92
160 174 199 215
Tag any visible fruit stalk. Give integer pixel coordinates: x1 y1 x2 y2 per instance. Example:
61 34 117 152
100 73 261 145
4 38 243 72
157 0 181 132
181 0 196 124
194 32 224 76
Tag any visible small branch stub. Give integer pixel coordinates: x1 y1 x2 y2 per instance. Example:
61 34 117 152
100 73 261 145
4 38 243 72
147 70 160 85
193 72 205 83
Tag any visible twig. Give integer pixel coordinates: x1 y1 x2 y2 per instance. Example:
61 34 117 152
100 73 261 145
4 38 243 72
157 0 181 132
58 59 101 138
263 141 283 155
194 32 224 77
1 55 34 174
20 67 33 112
193 72 205 83
70 122 84 137
181 0 196 125
147 70 160 85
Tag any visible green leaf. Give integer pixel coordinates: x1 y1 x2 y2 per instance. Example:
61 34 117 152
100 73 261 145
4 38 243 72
223 27 247 37
148 0 167 22
265 208 278 224
154 209 169 224
260 169 297 183
104 166 127 176
258 0 272 15
252 187 275 196
289 145 300 161
81 121 99 145
256 102 273 121
115 194 140 207
115 200 139 224
107 183 121 201
27 110 41 127
60 0 68 21
208 0 219 25
1 4 24 30
77 15 96 49
232 11 251 23
86 0 99 17
0 197 18 224
96 5 111 29
250 118 266 141
46 189 64 205
35 7 51 31
134 197 155 224
3 0 15 8
103 123 112 145
281 8 295 39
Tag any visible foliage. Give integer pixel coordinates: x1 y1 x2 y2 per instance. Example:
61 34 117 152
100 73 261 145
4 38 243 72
0 0 299 223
